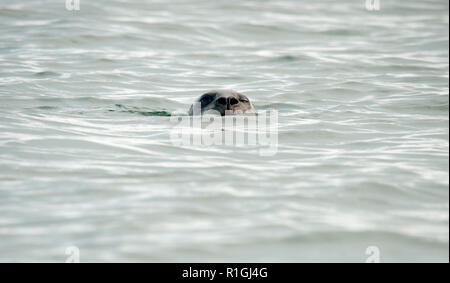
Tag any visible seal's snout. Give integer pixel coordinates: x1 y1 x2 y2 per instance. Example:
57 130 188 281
218 97 240 110
189 90 255 116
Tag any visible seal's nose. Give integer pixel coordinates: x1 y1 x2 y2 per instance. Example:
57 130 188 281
227 97 239 110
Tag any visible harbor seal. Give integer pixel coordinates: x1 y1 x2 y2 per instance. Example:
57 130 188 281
188 90 255 116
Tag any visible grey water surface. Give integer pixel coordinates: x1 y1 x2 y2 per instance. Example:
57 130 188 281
0 0 448 262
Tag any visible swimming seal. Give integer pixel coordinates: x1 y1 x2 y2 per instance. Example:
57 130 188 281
188 90 255 116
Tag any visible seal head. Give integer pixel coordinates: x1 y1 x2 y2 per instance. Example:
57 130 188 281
189 90 255 116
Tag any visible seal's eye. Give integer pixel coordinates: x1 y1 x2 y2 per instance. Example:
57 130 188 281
217 97 227 105
199 94 215 107
239 98 249 103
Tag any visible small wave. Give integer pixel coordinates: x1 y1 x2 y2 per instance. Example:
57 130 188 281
34 71 59 77
109 104 172 117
